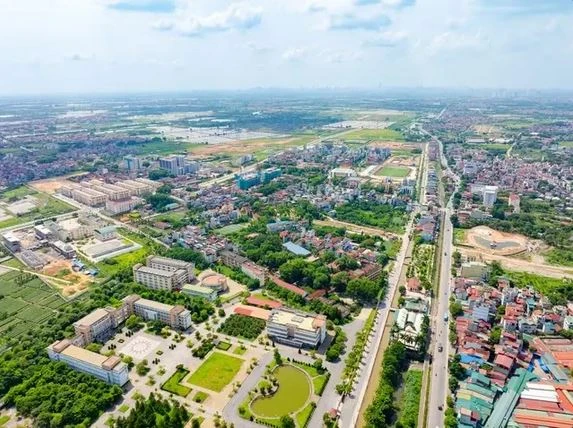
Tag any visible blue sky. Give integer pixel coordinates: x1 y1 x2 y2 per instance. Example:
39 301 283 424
0 0 572 94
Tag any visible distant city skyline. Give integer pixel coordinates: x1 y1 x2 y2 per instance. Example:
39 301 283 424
1 0 573 94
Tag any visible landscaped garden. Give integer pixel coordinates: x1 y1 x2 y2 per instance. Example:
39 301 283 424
188 352 244 392
161 367 192 397
239 357 325 427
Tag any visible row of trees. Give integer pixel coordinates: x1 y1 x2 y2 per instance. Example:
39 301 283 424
364 341 408 427
113 393 190 428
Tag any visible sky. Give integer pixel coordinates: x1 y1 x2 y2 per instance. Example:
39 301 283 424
1 0 572 94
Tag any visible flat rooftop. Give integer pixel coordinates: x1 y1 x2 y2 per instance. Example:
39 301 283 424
74 308 110 327
135 265 178 278
134 297 176 313
268 309 322 333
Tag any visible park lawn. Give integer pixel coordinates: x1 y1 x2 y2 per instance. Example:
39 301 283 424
312 374 330 396
161 368 192 397
250 365 311 418
0 415 10 426
214 223 249 236
295 402 316 428
376 166 411 178
233 345 247 355
118 404 130 413
193 391 209 403
342 128 405 141
188 352 244 392
216 341 232 351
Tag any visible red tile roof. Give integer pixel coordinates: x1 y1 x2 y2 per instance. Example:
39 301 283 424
246 296 282 309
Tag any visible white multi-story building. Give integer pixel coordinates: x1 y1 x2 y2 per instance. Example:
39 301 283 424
267 308 326 348
146 255 195 279
132 265 185 291
123 295 191 330
133 255 194 291
47 339 129 386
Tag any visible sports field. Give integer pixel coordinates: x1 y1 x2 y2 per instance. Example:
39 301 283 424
376 165 411 178
0 268 65 339
188 352 244 392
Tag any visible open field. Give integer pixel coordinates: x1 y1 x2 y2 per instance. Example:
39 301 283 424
0 188 76 229
463 226 530 256
28 173 89 194
0 268 65 339
559 141 573 148
341 128 405 141
184 132 322 160
42 259 93 297
250 365 311 419
376 165 411 178
187 352 244 392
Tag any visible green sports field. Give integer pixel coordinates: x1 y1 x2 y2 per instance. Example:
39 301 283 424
376 165 411 178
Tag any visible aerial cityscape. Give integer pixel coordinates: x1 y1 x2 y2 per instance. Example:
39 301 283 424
1 1 573 428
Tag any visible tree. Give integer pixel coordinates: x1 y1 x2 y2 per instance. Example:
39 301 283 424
274 349 283 366
449 301 463 318
125 315 143 331
279 415 295 428
313 358 324 374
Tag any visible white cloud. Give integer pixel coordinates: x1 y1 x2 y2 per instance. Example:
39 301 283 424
427 31 487 55
363 30 407 47
65 52 93 61
282 47 309 62
320 48 363 63
154 3 262 37
328 13 391 31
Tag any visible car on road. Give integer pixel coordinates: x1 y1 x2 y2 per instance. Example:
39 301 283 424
438 345 443 352
438 405 443 411
443 314 448 322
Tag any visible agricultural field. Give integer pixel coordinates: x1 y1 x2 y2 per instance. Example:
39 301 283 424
0 187 76 229
0 268 66 340
187 352 244 392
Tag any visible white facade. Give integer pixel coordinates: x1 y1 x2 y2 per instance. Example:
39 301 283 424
267 308 326 348
47 340 129 386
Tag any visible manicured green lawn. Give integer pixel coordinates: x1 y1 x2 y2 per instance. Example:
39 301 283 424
233 345 247 355
216 341 232 351
312 374 330 396
376 166 411 178
188 352 244 392
161 368 192 397
118 404 130 413
250 365 311 418
193 391 209 403
295 402 316 428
